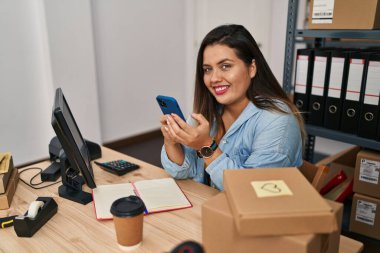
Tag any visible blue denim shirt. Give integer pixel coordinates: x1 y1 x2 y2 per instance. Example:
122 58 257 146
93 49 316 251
161 101 303 191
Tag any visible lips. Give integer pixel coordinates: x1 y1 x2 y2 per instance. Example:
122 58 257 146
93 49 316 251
213 85 229 95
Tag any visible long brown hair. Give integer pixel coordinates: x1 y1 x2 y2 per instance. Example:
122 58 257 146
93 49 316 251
193 24 306 145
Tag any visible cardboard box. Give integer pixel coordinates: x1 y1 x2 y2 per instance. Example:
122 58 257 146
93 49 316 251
0 168 19 210
354 149 380 199
324 200 343 253
308 0 380 29
349 193 380 240
0 156 14 194
202 193 343 253
223 168 337 236
338 235 364 253
298 160 319 184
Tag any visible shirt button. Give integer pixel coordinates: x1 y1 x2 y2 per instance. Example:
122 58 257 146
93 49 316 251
200 173 203 177
222 139 228 144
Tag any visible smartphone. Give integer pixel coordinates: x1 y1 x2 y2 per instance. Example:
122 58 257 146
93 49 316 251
156 95 185 121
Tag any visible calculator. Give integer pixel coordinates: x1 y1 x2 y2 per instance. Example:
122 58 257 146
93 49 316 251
94 160 140 176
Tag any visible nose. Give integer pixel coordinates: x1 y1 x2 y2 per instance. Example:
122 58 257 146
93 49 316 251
210 68 222 83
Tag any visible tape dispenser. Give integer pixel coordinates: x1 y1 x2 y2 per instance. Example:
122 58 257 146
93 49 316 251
14 197 58 237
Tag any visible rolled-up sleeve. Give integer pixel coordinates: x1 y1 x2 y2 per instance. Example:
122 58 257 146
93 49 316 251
161 145 198 179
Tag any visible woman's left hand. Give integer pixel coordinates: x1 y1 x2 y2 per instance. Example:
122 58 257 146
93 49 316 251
165 113 213 150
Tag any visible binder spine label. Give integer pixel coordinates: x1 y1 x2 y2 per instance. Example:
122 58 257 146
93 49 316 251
359 158 380 184
364 61 380 105
328 57 345 98
356 199 377 226
312 0 335 24
295 57 309 94
346 60 364 101
311 56 327 96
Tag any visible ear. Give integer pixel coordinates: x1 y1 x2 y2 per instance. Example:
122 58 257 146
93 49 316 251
249 60 257 79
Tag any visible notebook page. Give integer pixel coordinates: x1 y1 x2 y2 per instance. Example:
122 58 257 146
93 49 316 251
134 178 191 212
92 183 135 220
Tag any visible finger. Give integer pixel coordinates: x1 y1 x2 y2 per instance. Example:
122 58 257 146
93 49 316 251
166 116 189 142
160 115 168 125
171 113 189 131
191 113 208 125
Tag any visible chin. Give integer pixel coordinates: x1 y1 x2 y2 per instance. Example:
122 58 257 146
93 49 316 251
214 96 233 105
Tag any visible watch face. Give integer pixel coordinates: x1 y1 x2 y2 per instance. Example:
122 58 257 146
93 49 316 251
200 146 213 158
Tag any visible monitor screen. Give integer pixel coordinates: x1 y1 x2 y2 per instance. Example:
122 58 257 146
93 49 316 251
51 88 96 189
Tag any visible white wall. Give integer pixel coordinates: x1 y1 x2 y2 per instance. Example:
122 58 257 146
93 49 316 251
0 0 192 165
92 0 191 143
44 0 102 143
0 0 53 165
195 0 271 60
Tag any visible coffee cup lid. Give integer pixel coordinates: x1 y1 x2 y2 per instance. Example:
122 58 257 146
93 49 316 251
110 196 146 217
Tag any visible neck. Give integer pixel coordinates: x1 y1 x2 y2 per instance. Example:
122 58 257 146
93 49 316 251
224 98 250 120
220 98 249 133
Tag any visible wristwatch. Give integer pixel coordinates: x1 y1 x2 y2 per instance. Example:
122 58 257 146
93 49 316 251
197 140 218 158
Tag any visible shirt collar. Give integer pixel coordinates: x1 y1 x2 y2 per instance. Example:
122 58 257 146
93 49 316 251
224 102 259 136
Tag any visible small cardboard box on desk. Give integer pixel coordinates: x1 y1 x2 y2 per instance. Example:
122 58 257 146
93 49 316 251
223 168 337 236
0 154 19 210
202 193 343 253
0 153 14 194
202 168 342 253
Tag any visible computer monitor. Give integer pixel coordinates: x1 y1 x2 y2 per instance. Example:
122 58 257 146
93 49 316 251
51 88 96 204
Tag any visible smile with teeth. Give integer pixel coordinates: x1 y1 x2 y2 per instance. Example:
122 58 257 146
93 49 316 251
214 85 229 95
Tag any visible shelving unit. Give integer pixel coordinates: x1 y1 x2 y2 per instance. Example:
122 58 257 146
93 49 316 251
283 0 380 162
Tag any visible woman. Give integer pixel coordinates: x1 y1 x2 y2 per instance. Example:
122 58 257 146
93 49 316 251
160 24 305 190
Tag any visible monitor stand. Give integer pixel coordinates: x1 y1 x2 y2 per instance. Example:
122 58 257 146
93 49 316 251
58 153 92 205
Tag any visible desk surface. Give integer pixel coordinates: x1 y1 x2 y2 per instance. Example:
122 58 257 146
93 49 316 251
0 147 219 252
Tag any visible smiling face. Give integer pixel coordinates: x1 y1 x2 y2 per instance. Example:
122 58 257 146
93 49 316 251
202 44 256 110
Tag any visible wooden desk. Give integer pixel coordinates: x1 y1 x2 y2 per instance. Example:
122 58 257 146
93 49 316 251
0 147 219 252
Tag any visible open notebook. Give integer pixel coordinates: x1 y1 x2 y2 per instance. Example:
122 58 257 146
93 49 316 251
92 178 192 220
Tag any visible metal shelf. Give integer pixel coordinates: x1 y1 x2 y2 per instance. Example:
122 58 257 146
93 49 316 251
296 29 380 39
306 125 380 151
283 0 380 160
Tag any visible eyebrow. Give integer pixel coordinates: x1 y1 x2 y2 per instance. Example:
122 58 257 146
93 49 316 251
203 58 233 67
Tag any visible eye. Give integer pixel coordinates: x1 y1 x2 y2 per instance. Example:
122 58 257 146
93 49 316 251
221 64 231 71
203 66 212 74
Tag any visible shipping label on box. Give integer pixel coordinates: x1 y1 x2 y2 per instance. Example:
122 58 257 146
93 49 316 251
355 199 377 226
359 158 380 184
311 0 335 24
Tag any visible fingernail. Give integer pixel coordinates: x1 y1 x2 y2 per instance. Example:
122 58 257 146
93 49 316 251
164 126 169 131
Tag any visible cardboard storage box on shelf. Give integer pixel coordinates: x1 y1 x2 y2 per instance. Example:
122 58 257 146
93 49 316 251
202 192 343 253
354 149 380 199
314 146 359 197
0 168 19 209
308 0 380 29
223 168 337 236
349 193 380 240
